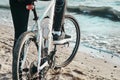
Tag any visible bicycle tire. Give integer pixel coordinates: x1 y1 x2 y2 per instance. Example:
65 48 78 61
54 15 80 67
12 31 38 80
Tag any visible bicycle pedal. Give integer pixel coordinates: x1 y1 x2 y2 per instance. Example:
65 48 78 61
30 61 38 77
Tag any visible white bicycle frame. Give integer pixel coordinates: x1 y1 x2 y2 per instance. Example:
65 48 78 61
21 0 56 74
34 0 56 73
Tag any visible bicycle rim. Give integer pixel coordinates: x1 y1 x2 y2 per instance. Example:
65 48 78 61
54 15 80 67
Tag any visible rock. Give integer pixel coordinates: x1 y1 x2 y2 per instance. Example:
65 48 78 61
104 61 107 63
114 66 117 68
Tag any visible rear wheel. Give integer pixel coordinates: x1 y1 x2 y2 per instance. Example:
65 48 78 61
54 15 80 68
12 31 39 80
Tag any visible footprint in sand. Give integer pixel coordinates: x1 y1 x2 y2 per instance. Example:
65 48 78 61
47 68 86 80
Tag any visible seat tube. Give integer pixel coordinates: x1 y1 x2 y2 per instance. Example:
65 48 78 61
47 0 56 53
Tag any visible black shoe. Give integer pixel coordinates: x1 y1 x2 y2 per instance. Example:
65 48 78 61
53 32 71 44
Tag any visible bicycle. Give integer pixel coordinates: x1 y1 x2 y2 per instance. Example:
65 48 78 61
12 0 80 79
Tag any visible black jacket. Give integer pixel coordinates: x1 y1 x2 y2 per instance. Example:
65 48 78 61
18 0 36 4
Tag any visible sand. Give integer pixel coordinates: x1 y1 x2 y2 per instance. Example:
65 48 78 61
0 24 120 80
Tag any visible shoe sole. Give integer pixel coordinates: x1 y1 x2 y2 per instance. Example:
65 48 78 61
53 38 72 45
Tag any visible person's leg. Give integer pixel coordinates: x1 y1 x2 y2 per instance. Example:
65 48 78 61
53 0 71 44
10 1 30 79
10 0 29 45
53 0 66 32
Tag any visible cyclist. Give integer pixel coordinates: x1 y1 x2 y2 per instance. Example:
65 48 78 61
10 0 71 46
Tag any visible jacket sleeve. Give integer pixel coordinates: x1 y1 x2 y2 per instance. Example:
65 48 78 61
18 0 36 4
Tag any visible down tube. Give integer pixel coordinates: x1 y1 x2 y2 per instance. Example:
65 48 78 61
37 19 42 72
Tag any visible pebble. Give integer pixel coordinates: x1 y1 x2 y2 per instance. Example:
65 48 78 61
114 66 117 68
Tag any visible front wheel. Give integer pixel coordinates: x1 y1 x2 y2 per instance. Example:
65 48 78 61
54 15 80 68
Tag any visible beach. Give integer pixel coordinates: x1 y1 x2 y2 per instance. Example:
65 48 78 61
0 24 120 80
0 0 120 80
